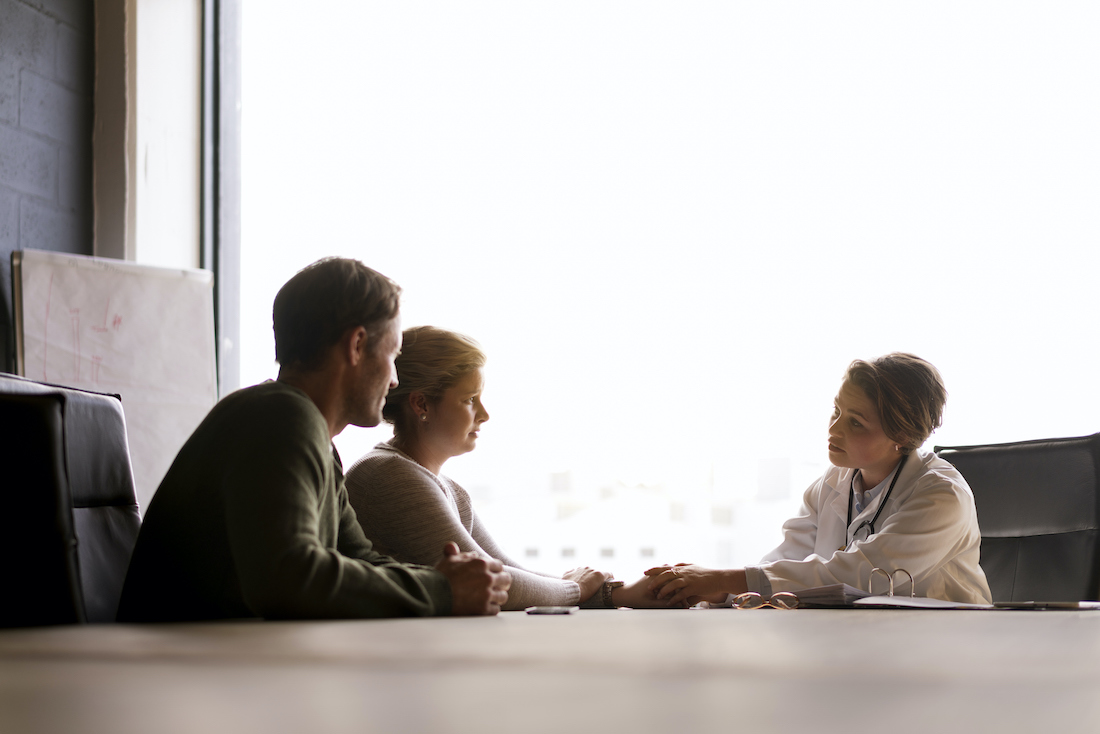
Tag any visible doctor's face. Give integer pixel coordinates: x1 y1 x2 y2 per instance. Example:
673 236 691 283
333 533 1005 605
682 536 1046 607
827 380 899 482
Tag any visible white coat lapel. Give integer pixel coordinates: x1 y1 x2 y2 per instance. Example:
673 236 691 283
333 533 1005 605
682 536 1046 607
827 469 852 524
826 469 853 552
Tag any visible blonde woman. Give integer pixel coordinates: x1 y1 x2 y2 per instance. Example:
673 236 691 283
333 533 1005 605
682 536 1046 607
346 326 662 610
647 353 993 607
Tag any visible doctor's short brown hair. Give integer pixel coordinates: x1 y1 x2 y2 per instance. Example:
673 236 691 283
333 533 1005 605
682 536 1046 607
273 257 401 370
844 353 947 454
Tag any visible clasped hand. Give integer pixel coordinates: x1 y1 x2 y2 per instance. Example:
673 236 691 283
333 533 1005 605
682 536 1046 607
435 541 512 615
644 563 734 607
561 566 612 603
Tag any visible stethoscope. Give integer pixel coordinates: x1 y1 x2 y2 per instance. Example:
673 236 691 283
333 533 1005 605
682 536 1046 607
843 452 908 551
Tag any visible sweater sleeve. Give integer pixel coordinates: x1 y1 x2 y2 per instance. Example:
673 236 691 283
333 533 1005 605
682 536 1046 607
221 400 452 619
334 481 454 613
346 451 581 609
458 485 584 609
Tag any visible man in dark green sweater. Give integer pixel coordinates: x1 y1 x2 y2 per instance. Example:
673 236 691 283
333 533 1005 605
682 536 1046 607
117 258 511 621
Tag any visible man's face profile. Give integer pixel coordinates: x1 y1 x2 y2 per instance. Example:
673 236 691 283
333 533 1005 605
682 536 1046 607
349 317 402 428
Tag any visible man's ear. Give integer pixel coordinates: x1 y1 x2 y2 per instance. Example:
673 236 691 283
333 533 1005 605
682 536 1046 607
345 326 370 366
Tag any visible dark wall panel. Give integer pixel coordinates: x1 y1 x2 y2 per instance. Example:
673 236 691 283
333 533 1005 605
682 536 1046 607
0 0 93 373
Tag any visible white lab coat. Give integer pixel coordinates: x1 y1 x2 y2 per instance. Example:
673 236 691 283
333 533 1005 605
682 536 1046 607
747 449 992 604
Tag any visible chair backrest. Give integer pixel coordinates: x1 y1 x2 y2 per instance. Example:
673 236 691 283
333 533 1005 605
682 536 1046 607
0 373 142 625
936 433 1100 603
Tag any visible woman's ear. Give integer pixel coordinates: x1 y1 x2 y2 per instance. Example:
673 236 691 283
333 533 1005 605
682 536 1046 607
408 392 429 420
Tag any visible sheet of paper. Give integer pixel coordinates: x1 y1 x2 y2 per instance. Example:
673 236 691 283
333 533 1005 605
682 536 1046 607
854 596 992 610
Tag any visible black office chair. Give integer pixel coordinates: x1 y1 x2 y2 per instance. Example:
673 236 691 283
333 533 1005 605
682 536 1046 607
936 433 1100 603
0 373 142 625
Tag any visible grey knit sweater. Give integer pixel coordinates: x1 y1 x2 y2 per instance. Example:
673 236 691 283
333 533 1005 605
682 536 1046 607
345 442 584 610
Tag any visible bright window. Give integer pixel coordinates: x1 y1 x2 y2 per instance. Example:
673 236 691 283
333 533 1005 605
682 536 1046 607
243 2 1100 578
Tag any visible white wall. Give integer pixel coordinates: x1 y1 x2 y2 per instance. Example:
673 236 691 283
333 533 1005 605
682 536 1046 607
134 0 202 269
95 0 203 270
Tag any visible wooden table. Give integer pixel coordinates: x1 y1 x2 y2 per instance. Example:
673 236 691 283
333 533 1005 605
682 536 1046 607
1 608 1098 733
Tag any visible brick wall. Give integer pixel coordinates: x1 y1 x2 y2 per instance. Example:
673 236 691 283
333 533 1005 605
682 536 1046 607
0 0 93 372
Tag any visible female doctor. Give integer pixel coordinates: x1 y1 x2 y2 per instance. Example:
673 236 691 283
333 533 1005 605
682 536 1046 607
647 353 992 606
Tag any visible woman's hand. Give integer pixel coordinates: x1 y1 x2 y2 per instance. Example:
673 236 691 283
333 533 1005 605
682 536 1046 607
562 566 612 604
644 564 745 607
610 576 683 608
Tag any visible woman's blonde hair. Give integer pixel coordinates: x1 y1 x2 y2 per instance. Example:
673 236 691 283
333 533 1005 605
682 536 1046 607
844 353 947 454
382 326 486 438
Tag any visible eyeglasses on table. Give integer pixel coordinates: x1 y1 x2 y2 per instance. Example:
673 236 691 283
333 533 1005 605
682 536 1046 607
731 592 802 610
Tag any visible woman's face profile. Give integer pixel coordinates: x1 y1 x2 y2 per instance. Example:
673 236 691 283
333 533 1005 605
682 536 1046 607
827 380 898 480
425 368 490 460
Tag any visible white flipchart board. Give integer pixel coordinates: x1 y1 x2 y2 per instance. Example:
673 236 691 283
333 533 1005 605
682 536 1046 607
12 250 218 513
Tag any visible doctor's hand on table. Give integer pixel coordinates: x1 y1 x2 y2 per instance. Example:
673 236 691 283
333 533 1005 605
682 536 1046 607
645 564 748 607
609 576 688 609
436 541 512 615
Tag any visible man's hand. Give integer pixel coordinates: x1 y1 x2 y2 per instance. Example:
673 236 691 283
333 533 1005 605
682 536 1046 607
435 542 512 615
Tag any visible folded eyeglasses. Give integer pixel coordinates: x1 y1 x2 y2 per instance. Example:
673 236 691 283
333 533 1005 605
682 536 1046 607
731 592 801 610
730 567 914 610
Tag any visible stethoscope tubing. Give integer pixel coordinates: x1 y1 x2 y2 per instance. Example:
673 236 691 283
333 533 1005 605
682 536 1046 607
844 452 909 550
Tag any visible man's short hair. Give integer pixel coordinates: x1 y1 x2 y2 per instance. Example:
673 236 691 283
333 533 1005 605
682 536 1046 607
273 258 401 370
